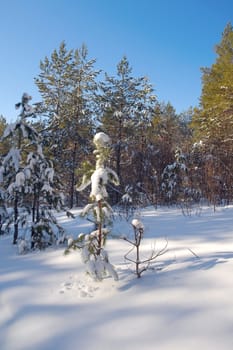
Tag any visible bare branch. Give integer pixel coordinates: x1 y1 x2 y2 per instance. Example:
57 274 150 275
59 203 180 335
187 247 200 259
124 244 136 263
121 236 137 246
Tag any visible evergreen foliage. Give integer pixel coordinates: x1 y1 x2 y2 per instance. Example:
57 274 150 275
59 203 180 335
2 24 233 221
97 56 157 203
193 23 233 147
35 42 99 207
191 23 233 203
0 94 66 248
161 148 188 203
65 132 119 281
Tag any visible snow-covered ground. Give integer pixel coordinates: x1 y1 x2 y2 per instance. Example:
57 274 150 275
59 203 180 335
1 205 233 350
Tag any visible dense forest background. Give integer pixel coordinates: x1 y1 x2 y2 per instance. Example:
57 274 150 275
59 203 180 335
0 23 233 218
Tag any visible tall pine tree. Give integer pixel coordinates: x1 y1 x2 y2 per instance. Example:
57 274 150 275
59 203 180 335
97 56 157 203
35 42 99 207
192 23 233 203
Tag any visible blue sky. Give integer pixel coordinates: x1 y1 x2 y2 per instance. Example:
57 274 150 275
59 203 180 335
1 0 233 122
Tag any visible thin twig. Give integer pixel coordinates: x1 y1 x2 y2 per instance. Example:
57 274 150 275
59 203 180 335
187 247 200 259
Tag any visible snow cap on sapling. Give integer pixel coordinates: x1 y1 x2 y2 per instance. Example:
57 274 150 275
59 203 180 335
93 132 111 169
131 219 144 230
93 132 110 149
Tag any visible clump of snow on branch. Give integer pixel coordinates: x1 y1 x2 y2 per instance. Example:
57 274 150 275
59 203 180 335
2 123 17 139
90 167 109 201
2 148 21 172
131 218 144 230
90 132 119 202
15 172 25 187
15 92 35 117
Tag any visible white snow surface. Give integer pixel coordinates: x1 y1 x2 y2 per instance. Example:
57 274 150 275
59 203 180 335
1 205 233 350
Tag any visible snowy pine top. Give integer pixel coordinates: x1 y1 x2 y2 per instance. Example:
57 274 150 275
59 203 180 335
93 132 110 149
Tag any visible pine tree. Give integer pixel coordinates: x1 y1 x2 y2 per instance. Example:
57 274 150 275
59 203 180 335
0 94 66 248
35 42 99 207
97 56 157 203
191 23 233 203
65 132 119 281
161 148 188 204
25 145 65 249
0 115 9 235
194 23 233 146
143 102 190 205
1 94 39 243
0 115 10 155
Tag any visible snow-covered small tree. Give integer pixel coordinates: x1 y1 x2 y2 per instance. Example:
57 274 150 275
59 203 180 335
161 148 188 204
122 219 168 278
65 132 119 281
0 93 66 248
1 95 39 243
24 146 66 249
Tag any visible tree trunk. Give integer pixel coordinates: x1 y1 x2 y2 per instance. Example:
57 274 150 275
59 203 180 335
13 193 18 244
69 142 77 208
31 186 40 249
115 118 122 203
97 199 102 256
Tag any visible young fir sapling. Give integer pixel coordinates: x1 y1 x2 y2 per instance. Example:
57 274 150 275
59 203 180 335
65 132 119 281
123 219 168 278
